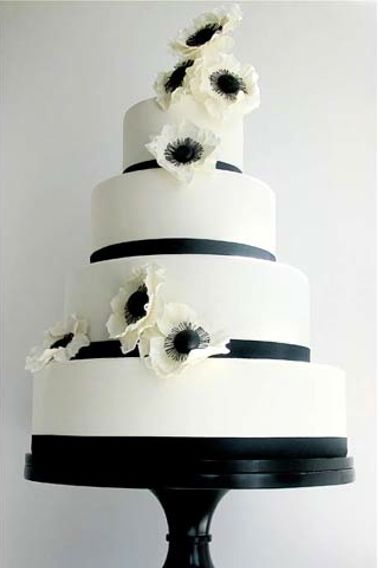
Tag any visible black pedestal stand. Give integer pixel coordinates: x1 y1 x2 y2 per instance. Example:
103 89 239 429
153 488 226 568
25 452 354 568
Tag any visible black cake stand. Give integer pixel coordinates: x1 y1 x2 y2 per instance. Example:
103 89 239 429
24 440 354 568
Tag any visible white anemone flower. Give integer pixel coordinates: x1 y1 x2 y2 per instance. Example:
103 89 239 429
186 53 260 120
154 59 194 110
145 121 220 185
141 302 230 378
171 4 242 58
106 264 165 354
25 314 90 373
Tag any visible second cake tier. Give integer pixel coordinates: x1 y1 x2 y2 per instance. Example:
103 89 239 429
91 170 276 259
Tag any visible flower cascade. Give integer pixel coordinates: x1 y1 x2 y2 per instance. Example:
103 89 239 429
154 4 260 120
24 265 229 378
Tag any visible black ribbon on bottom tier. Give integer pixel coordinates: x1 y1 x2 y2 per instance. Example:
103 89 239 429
30 436 348 462
72 339 311 362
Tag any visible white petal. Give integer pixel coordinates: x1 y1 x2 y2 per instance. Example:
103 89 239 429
52 347 70 363
147 336 183 378
186 348 211 366
106 312 127 338
110 287 129 313
220 4 243 34
119 330 139 354
66 333 90 358
72 316 89 337
183 335 229 368
145 263 165 296
48 319 67 338
138 330 152 359
146 293 164 325
25 346 51 373
66 314 78 332
139 326 164 358
154 71 172 110
157 302 198 337
154 70 187 110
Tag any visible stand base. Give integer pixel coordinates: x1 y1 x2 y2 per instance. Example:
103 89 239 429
24 452 354 568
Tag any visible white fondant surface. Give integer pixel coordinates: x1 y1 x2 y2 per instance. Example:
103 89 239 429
65 255 310 345
32 359 347 438
91 170 276 254
123 98 244 170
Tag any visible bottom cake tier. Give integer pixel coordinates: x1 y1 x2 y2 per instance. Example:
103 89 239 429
30 358 347 459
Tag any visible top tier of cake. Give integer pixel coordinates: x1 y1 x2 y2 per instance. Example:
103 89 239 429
92 45 268 255
123 96 244 171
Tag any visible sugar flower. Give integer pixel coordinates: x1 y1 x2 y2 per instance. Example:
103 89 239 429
154 59 194 110
171 4 242 58
145 121 220 184
186 53 260 119
140 302 230 378
106 264 165 354
25 314 89 373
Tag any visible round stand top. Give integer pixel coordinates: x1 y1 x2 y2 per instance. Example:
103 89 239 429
25 453 354 490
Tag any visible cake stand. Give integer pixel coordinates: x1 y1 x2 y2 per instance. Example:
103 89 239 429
24 445 354 568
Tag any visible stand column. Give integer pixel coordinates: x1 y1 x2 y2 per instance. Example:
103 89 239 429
152 488 229 568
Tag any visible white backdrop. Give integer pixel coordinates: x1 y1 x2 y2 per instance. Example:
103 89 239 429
1 2 376 567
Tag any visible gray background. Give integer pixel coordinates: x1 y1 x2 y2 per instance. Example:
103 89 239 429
1 1 376 567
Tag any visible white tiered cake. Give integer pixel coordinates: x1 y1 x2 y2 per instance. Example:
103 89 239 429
26 5 347 461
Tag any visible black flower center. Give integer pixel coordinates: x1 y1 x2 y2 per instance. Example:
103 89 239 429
164 60 194 93
164 137 204 167
164 322 211 362
186 23 222 47
125 285 149 324
50 333 74 349
174 144 196 163
217 73 240 94
173 329 201 354
210 69 247 101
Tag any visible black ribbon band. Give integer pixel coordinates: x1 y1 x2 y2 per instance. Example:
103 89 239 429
72 339 310 362
30 436 348 461
90 238 276 263
123 159 242 174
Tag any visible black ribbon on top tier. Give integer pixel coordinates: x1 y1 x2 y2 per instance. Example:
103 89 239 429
90 238 276 263
72 339 310 362
123 159 242 174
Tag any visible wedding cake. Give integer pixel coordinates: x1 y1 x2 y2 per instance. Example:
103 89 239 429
26 5 348 462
